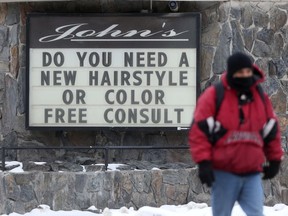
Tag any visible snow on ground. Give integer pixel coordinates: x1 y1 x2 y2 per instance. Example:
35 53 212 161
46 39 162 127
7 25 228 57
0 202 288 216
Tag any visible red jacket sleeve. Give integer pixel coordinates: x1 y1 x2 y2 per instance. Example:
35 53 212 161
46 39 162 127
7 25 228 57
188 86 217 163
263 94 284 161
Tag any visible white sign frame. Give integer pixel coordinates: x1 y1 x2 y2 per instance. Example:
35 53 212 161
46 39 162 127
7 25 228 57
26 13 201 130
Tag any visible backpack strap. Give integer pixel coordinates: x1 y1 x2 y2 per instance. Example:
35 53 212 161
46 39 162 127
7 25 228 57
256 84 265 104
214 81 225 119
256 84 268 120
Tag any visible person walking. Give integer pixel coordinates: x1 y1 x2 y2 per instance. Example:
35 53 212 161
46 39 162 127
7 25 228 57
188 52 284 216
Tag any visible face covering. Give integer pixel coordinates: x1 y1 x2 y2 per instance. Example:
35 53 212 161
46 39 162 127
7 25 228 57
230 76 255 92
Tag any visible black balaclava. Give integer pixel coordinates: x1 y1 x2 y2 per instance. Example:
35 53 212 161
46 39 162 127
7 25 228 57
227 52 256 93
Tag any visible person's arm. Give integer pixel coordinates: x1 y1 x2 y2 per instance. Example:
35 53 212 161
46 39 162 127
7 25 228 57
188 86 219 187
261 95 284 179
188 86 217 163
262 95 283 161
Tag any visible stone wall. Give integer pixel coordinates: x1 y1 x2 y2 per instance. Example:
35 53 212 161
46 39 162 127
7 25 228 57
0 168 286 214
0 169 201 214
0 0 288 214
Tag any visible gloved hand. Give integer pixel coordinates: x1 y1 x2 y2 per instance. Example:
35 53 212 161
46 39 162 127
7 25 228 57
262 160 281 180
198 160 215 187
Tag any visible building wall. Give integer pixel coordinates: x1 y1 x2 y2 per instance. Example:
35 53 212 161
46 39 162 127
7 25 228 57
0 0 288 214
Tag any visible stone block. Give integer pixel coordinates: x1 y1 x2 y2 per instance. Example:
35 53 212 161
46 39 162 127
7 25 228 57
240 4 253 28
6 3 19 25
0 4 7 24
3 174 20 201
252 40 271 57
270 7 287 32
75 173 87 193
261 77 280 97
200 46 214 82
218 2 229 22
231 20 245 53
163 169 188 185
243 28 256 52
281 189 288 205
74 193 90 210
9 24 19 46
230 2 241 20
10 45 19 79
202 23 221 47
22 161 50 172
17 67 25 115
2 75 17 135
270 58 286 79
255 58 269 76
191 193 210 206
0 61 9 73
257 28 275 45
254 7 269 27
270 88 287 113
0 173 5 213
271 34 284 58
131 171 151 193
87 173 103 192
213 22 231 75
4 199 15 215
0 26 8 50
19 185 34 202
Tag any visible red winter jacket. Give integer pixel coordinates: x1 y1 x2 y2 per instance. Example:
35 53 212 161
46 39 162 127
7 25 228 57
189 65 283 174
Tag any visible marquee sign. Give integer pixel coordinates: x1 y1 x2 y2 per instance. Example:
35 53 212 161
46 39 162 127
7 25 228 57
26 13 200 129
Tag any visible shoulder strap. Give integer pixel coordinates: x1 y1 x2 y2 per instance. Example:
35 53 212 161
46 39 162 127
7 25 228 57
256 84 268 120
214 81 225 118
256 84 265 104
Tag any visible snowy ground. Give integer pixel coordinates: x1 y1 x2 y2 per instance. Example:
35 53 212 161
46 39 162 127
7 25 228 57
0 202 288 216
1 162 288 216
